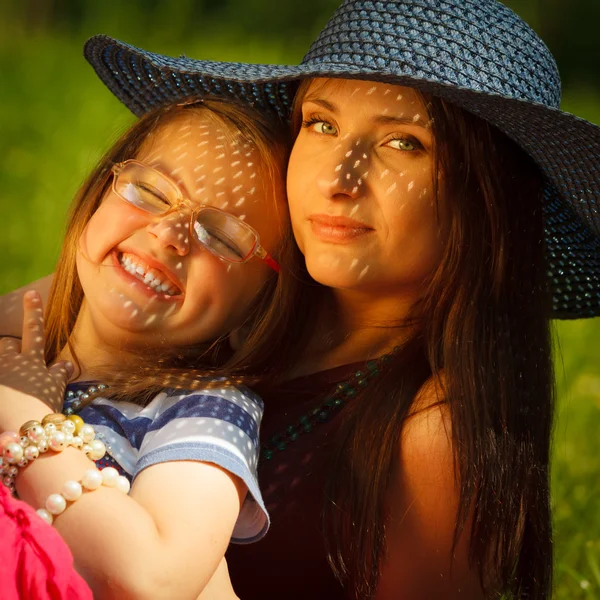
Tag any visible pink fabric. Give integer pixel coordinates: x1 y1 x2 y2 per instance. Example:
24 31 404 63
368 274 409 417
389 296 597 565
0 484 92 600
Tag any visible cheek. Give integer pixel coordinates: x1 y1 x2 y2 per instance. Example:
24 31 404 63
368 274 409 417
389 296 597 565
184 257 270 334
286 141 311 206
286 156 310 251
79 200 149 262
387 196 445 277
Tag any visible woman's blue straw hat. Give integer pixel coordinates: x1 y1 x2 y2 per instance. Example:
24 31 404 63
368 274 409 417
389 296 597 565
84 0 600 319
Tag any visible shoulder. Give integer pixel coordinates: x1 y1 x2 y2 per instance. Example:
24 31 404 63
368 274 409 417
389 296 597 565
400 373 455 505
153 383 264 423
376 373 484 599
136 384 264 474
403 373 451 468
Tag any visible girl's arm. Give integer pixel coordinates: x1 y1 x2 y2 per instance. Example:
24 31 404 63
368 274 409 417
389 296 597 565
375 381 485 600
16 432 245 600
0 275 54 337
0 294 252 600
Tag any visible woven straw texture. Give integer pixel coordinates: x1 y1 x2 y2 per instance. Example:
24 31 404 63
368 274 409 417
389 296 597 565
84 0 600 319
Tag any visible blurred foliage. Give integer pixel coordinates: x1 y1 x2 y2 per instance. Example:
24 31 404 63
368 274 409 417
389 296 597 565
0 1 599 598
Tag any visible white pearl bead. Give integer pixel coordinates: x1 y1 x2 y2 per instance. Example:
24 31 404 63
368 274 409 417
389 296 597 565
24 445 40 461
61 420 76 435
49 431 68 452
46 493 67 515
115 476 131 494
64 432 73 446
36 508 54 525
17 457 28 468
3 442 24 465
61 480 83 501
6 466 18 477
101 467 119 487
81 469 103 490
80 425 95 444
37 439 49 453
43 423 57 436
81 444 92 457
89 440 106 461
70 436 83 449
19 436 29 448
27 425 46 444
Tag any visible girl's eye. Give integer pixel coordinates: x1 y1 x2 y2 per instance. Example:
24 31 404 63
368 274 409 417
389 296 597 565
386 137 423 152
302 117 338 136
137 183 171 207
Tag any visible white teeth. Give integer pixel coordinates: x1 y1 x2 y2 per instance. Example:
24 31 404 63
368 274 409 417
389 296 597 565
119 255 177 295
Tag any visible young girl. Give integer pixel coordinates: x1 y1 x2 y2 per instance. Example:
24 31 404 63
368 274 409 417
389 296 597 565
0 98 290 599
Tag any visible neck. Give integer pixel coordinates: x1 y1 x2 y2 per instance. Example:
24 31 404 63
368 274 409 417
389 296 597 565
57 306 149 382
295 287 417 377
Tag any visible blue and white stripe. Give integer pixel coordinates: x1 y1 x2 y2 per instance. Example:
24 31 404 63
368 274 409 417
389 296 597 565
64 383 267 543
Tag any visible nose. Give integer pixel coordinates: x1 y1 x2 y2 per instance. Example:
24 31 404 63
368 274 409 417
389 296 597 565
146 210 191 256
316 137 370 200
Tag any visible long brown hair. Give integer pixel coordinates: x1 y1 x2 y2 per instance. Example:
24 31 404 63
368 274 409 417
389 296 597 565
45 98 295 401
291 80 554 599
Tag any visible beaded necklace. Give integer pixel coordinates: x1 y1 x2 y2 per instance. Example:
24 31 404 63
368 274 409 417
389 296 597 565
260 346 399 461
63 383 115 459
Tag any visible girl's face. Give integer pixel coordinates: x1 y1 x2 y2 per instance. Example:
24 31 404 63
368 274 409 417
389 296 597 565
287 79 446 296
76 111 286 349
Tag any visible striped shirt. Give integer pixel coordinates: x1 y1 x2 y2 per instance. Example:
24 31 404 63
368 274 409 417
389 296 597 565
63 382 267 544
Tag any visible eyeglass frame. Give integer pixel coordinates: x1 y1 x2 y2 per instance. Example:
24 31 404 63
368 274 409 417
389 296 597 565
110 159 280 273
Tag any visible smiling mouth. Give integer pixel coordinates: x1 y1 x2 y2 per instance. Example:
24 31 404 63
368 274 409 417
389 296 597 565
118 252 182 296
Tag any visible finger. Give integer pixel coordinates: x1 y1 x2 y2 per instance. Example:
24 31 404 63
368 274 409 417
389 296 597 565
48 360 74 382
48 361 74 402
21 291 45 355
0 336 22 354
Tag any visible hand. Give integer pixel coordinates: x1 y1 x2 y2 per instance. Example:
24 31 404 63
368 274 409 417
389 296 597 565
0 291 72 415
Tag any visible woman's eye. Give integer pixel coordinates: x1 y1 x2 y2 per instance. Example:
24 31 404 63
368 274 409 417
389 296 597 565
387 137 422 152
302 117 338 136
315 122 337 135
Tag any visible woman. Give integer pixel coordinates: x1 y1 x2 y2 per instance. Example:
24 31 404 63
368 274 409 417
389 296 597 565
5 0 600 598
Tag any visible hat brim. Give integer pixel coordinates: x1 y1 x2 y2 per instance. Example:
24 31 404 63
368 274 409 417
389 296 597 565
84 35 600 319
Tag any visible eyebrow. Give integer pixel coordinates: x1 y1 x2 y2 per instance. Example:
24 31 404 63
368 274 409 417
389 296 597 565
303 97 429 129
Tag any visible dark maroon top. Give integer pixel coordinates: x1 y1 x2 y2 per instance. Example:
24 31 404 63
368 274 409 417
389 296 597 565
226 363 359 600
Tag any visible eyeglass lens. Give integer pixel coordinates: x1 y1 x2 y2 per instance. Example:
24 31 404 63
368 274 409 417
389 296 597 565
114 162 258 262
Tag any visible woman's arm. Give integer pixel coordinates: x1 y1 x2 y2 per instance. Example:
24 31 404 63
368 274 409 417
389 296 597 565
0 275 54 337
376 381 485 600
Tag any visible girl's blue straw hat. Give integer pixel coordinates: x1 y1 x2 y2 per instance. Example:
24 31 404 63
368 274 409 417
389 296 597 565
84 0 600 319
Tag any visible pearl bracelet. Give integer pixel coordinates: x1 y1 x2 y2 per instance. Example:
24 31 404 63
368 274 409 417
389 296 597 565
36 467 131 526
0 414 106 495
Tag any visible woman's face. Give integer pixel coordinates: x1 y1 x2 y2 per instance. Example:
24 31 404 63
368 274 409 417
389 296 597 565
287 78 447 296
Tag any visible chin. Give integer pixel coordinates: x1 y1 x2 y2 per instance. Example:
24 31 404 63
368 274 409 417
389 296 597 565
305 253 374 290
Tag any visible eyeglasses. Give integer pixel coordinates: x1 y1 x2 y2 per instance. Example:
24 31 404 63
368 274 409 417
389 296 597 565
110 160 279 272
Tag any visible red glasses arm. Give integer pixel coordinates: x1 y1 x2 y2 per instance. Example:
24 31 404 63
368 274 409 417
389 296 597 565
255 246 280 273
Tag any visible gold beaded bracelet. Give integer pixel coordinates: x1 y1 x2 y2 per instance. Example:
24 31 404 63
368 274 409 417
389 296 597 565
0 414 106 496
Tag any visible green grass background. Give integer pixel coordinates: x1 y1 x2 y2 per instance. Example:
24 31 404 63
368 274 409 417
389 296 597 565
0 3 599 597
